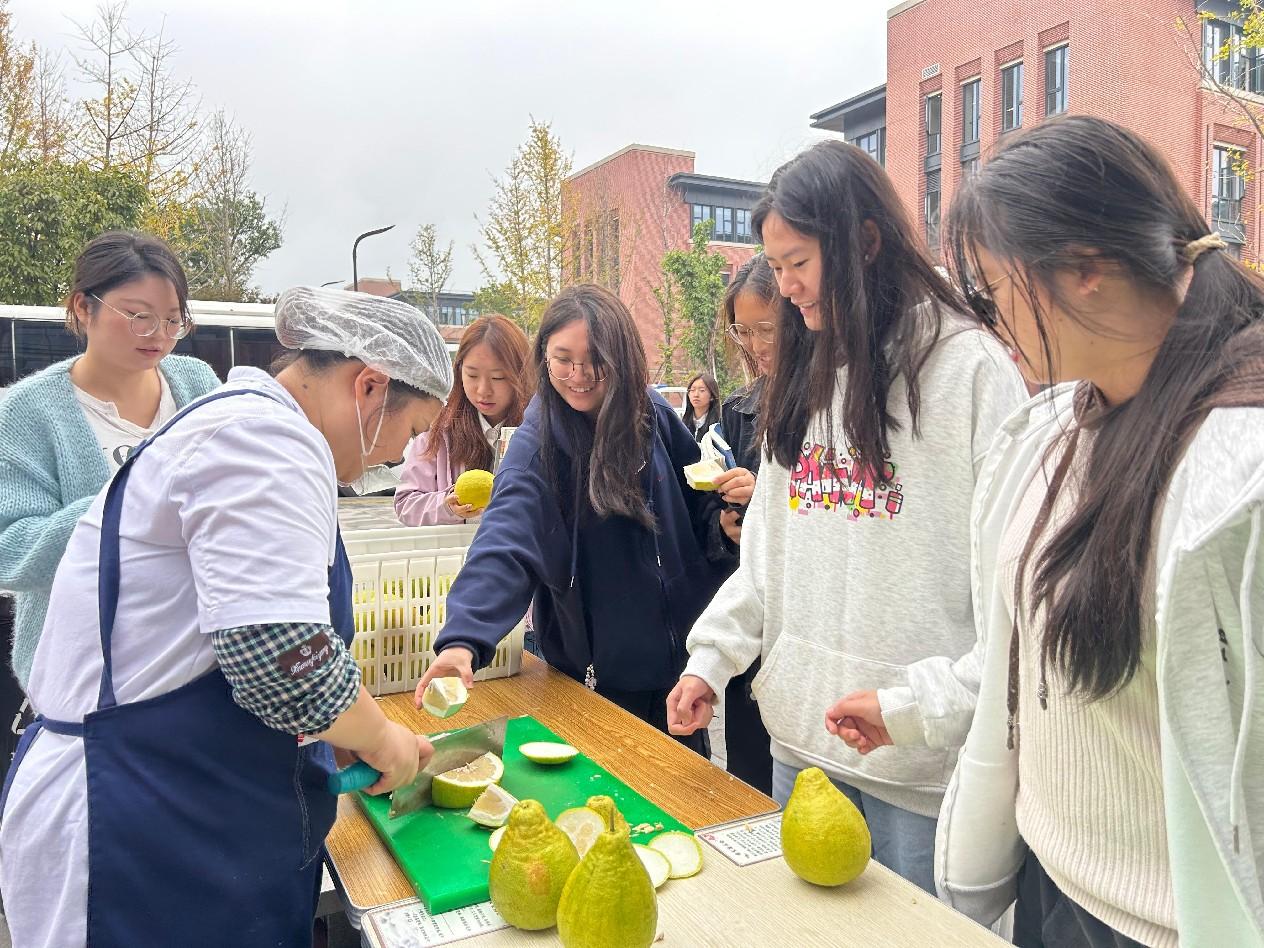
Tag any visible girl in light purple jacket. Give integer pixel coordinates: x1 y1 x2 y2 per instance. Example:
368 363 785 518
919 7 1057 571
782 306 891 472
394 315 532 525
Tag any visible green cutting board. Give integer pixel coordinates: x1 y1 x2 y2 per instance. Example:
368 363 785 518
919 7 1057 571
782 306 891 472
357 715 692 914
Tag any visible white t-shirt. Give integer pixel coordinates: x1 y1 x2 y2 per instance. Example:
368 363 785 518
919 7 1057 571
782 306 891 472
73 366 178 472
0 367 340 948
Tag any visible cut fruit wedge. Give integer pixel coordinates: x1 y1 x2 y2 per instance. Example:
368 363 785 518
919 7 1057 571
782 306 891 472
421 676 468 719
467 784 518 828
488 826 507 851
633 844 671 889
648 831 704 879
431 752 504 809
683 459 727 492
518 741 579 765
554 806 606 859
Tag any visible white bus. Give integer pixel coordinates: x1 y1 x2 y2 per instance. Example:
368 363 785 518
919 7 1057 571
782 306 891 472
0 300 459 388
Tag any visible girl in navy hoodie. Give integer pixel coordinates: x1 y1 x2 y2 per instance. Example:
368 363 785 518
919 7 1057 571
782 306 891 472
416 285 729 752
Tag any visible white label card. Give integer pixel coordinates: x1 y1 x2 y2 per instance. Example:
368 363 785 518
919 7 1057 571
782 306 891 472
697 813 784 867
364 898 508 947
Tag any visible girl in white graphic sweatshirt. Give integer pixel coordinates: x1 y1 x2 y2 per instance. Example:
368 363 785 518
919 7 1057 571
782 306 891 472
665 139 1027 894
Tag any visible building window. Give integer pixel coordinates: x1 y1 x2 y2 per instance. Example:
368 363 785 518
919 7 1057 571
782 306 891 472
926 94 942 157
1212 145 1247 250
962 79 981 145
690 203 756 244
925 170 942 248
1045 45 1068 115
715 206 734 242
1204 19 1264 94
855 128 886 166
1001 62 1024 132
962 156 980 178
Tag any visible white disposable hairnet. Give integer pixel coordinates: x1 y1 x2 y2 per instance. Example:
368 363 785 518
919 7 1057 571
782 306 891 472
274 286 453 402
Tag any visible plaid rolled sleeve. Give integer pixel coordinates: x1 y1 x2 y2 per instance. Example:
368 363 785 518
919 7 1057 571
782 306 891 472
212 622 361 735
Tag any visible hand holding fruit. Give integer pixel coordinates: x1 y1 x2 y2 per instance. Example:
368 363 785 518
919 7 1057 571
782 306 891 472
445 491 478 519
666 675 716 735
415 646 476 707
712 467 755 506
825 689 892 755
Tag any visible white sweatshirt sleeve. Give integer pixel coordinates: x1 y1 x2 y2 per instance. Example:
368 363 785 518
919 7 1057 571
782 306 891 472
875 332 1028 749
682 454 774 701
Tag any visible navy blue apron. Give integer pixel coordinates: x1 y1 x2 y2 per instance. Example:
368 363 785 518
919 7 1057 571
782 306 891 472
1 388 355 946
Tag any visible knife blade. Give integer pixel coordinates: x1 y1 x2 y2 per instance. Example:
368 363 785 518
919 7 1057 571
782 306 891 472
388 715 508 819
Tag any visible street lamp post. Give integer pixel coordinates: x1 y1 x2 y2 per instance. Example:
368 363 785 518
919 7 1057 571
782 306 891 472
351 225 396 292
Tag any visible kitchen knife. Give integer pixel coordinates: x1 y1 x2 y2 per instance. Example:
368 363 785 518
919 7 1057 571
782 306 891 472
327 715 509 820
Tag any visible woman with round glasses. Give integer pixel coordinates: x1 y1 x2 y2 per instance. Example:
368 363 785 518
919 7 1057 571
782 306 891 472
415 284 730 751
0 231 220 688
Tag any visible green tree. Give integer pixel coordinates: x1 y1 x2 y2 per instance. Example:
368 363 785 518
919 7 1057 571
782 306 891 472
170 111 281 301
474 119 572 331
655 220 733 390
0 160 147 304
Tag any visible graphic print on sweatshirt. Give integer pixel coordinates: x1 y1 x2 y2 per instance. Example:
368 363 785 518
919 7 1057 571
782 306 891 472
788 440 903 519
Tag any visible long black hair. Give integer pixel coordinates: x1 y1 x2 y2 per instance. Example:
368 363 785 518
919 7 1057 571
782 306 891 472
536 284 654 529
753 139 960 477
681 373 721 432
945 114 1264 699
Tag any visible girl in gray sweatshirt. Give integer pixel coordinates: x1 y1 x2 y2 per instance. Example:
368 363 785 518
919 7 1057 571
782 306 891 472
666 139 1026 895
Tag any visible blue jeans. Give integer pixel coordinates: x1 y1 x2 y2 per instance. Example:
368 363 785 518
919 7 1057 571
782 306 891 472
772 759 937 895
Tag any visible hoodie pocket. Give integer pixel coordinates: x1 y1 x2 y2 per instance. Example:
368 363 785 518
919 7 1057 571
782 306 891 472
752 633 954 793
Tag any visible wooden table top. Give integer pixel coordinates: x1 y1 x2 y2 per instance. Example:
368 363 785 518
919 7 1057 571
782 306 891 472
325 654 779 910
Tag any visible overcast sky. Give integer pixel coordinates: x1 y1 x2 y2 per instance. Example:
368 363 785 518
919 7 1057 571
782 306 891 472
13 0 887 296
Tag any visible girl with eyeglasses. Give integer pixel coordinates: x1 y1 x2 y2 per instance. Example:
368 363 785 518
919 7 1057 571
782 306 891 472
0 231 220 689
835 116 1264 947
415 285 730 751
665 140 1027 893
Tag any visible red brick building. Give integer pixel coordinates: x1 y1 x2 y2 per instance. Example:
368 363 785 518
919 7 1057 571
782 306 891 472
811 0 1260 260
562 145 763 377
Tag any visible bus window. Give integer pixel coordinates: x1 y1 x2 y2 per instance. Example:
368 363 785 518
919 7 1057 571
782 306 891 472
13 319 82 380
173 325 231 380
232 328 283 370
0 318 13 388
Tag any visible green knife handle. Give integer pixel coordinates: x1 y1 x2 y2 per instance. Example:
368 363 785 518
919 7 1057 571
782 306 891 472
327 761 380 794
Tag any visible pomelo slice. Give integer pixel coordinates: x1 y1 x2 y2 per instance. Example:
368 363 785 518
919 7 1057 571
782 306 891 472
488 825 507 851
683 459 727 492
554 806 606 858
431 752 504 809
633 844 671 889
518 741 579 765
421 676 468 719
468 784 518 828
648 830 703 878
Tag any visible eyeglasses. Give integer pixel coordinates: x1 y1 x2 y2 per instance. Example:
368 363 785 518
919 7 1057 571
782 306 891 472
91 294 193 340
961 268 1020 329
726 321 777 348
547 356 607 382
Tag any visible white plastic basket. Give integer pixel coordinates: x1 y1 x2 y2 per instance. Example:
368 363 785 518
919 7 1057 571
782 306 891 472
338 502 524 696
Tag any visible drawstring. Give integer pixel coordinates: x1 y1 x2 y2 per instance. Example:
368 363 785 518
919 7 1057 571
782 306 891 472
1229 505 1261 854
568 459 594 689
1005 427 1082 750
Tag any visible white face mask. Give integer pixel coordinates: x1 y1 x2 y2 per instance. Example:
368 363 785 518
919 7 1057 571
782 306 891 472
338 387 390 490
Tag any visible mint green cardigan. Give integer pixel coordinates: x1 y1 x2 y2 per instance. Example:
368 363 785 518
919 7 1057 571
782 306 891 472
0 355 221 687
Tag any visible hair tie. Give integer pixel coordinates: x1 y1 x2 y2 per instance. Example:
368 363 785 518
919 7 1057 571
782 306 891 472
1182 232 1229 265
